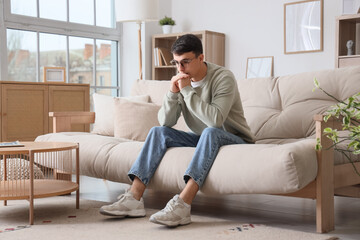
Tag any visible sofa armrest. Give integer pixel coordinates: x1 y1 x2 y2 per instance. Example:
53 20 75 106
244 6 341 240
49 112 95 133
313 114 341 232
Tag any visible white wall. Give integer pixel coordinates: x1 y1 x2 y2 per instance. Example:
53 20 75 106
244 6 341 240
120 0 171 96
121 0 343 96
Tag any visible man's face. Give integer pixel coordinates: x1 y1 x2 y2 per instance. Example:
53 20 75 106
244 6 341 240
172 52 204 77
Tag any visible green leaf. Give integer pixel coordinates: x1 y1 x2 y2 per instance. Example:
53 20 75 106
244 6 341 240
313 78 320 92
315 138 322 151
324 114 331 122
324 128 333 133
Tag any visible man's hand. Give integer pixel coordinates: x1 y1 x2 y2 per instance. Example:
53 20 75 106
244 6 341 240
170 72 190 93
178 76 191 90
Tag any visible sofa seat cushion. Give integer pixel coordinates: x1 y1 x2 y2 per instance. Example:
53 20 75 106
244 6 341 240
257 136 360 166
36 133 318 195
36 132 135 178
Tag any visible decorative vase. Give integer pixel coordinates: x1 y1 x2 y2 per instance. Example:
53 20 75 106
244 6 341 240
162 25 173 34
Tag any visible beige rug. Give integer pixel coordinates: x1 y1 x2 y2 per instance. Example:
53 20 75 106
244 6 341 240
0 196 338 240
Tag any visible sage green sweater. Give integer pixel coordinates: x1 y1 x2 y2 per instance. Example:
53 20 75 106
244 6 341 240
158 62 255 143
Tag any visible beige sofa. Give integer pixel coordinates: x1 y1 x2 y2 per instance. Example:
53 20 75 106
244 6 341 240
35 66 360 233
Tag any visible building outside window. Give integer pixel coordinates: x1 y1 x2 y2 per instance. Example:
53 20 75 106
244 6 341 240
0 0 121 97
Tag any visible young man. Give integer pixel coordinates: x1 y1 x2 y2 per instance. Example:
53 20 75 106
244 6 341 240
100 34 255 227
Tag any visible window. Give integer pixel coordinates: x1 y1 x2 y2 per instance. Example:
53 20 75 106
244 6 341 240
10 0 37 17
69 0 94 25
7 29 37 82
1 0 120 96
39 0 67 21
69 36 94 85
39 33 67 82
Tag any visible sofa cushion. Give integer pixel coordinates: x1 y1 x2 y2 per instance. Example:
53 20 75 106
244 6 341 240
130 80 189 132
238 66 360 141
113 98 161 141
36 132 133 177
91 93 150 136
35 132 318 195
130 80 170 105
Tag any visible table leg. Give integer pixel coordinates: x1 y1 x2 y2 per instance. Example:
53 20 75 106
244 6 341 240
3 155 7 206
29 151 34 225
76 146 79 209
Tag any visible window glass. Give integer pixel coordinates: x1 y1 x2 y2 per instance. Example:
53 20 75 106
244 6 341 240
95 88 118 96
69 0 94 25
39 0 67 21
11 0 37 17
96 0 115 28
39 33 67 82
96 39 117 88
7 29 37 82
69 36 94 85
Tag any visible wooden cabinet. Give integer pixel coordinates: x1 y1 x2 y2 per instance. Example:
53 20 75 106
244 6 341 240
49 85 90 133
0 81 90 142
335 14 360 68
152 30 225 80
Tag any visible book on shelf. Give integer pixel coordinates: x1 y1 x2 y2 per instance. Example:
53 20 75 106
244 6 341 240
154 48 158 66
158 47 173 66
0 140 24 148
153 47 173 66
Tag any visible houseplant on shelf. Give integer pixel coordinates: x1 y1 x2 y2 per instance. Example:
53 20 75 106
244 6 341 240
159 16 175 34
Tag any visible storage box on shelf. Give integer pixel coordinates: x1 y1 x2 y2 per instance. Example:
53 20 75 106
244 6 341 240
152 30 225 80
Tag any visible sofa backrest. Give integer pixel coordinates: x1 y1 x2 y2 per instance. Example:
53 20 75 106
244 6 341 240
238 66 360 141
131 66 360 141
131 80 170 105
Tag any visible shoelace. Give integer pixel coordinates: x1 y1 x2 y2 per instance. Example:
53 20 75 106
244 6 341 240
117 192 131 201
163 199 176 212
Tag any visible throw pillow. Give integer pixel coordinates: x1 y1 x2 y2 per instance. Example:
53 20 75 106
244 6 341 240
113 98 161 141
91 93 150 136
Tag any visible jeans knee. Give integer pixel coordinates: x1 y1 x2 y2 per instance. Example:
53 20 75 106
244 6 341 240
201 127 221 137
148 126 170 137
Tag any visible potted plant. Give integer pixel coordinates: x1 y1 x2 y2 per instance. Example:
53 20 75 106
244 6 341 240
159 16 175 34
313 78 360 176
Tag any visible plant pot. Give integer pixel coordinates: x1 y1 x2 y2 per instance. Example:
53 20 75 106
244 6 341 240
162 25 173 34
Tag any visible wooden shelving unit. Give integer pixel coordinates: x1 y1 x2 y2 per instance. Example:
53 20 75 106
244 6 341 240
152 30 225 80
335 14 360 67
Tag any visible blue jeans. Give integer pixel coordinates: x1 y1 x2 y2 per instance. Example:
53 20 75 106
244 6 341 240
128 126 246 188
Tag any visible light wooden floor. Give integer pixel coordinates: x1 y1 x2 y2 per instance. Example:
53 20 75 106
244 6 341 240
73 176 360 240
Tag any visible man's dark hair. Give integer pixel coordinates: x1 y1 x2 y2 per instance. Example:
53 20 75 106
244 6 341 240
171 34 203 57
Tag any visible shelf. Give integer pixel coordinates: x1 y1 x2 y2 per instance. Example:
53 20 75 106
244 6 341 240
152 30 225 80
338 54 360 58
0 179 78 200
154 66 176 69
337 14 360 22
336 14 360 67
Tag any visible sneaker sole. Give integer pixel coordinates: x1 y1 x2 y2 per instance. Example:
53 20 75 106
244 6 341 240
99 208 146 217
149 216 191 227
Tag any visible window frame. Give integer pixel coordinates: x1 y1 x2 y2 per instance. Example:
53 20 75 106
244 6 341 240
0 0 121 95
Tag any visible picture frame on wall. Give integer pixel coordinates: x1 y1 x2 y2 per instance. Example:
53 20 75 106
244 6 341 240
284 0 323 54
246 56 274 79
44 67 66 83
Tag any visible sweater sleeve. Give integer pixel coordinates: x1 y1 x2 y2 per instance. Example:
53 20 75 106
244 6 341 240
180 75 236 128
158 91 182 127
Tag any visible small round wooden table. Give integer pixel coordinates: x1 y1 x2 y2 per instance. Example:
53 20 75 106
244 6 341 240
0 142 79 225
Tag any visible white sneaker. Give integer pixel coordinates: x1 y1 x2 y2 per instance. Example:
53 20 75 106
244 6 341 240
149 195 191 227
99 190 146 217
